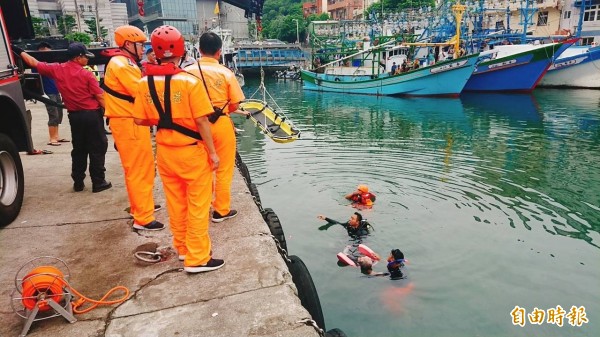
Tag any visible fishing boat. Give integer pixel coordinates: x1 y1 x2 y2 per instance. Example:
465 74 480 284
463 41 568 92
538 0 600 89
539 44 600 88
302 2 478 97
301 52 479 96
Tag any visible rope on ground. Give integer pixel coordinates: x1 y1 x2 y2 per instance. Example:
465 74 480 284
134 251 163 263
297 318 325 337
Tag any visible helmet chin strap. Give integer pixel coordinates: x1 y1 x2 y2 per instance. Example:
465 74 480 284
123 42 141 63
178 51 187 68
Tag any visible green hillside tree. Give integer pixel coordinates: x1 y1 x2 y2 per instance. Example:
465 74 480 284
65 32 92 45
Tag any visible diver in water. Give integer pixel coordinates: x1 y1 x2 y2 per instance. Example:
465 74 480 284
317 212 373 240
345 184 376 207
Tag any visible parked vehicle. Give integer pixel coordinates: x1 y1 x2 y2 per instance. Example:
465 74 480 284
0 0 36 226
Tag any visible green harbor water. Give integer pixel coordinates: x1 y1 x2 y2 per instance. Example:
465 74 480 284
236 78 600 337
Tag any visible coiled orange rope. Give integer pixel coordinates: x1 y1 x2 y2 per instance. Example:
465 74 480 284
21 266 129 314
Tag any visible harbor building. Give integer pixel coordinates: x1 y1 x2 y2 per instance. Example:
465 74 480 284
27 0 129 46
122 0 250 41
26 0 250 46
303 0 379 20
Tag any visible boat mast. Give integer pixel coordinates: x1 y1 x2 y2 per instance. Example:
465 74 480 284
452 1 467 59
576 0 587 41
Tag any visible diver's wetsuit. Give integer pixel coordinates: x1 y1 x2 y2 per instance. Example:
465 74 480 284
319 217 372 239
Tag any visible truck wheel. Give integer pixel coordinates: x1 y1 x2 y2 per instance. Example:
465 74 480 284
0 134 25 227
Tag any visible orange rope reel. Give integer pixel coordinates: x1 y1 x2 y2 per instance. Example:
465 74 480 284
21 265 130 314
21 266 65 312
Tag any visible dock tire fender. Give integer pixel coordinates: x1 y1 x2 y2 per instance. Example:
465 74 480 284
0 133 25 227
237 162 252 185
249 183 261 205
266 212 287 252
325 328 348 337
287 255 326 331
261 207 274 221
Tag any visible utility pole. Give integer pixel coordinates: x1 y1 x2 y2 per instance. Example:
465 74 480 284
95 0 101 41
74 0 82 32
293 18 299 44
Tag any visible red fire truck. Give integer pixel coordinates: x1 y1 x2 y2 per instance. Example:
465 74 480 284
0 1 36 226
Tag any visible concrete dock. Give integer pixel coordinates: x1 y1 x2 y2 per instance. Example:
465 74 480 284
0 102 321 337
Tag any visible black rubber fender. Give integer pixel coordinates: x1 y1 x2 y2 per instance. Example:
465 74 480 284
235 151 243 166
248 183 261 205
325 328 347 337
237 162 252 184
266 212 287 252
261 207 274 221
287 255 326 331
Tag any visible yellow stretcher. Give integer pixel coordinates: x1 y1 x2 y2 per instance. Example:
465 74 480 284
240 99 301 143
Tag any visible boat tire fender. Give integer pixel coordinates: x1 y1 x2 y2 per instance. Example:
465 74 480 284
334 77 341 82
287 255 326 330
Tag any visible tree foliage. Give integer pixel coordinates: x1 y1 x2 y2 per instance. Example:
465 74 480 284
57 15 77 36
261 0 304 43
84 18 108 41
65 32 92 45
31 17 50 37
366 0 436 18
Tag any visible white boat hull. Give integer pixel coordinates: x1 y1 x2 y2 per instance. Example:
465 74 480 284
540 46 600 88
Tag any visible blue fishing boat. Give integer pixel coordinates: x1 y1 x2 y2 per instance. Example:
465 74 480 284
463 42 568 92
539 44 600 88
301 53 479 96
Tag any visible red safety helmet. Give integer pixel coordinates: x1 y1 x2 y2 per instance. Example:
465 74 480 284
151 25 185 59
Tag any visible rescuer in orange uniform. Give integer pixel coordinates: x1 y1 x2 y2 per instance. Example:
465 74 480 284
133 25 224 273
184 32 246 223
104 25 164 231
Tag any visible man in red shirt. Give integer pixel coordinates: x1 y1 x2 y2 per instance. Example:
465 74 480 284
16 43 111 193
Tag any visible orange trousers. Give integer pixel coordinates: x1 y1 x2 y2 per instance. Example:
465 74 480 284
110 118 155 225
211 116 236 216
157 143 213 267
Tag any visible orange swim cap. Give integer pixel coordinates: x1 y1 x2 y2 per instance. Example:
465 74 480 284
357 184 369 193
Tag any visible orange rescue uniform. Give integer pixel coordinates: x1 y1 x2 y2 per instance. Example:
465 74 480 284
133 72 215 266
104 55 156 225
184 57 245 216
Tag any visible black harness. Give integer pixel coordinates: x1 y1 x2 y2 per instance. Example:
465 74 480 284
197 61 229 124
147 75 202 141
101 82 134 103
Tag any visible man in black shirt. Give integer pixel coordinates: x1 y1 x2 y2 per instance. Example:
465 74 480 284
317 212 373 239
